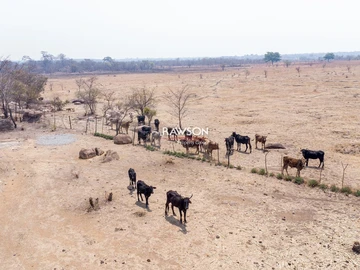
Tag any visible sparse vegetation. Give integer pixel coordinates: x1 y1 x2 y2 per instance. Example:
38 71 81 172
236 166 242 170
293 177 304 185
330 185 340 193
353 190 360 197
308 179 319 188
251 168 258 174
258 168 266 176
145 145 156 152
340 186 352 195
284 175 292 181
276 173 283 180
319 184 328 191
94 133 114 140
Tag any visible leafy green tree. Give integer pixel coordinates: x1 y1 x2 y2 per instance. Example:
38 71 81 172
129 87 156 116
264 52 281 65
324 53 335 62
144 107 156 125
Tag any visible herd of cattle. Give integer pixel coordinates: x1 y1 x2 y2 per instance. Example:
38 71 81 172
124 117 326 225
134 117 325 178
128 168 192 224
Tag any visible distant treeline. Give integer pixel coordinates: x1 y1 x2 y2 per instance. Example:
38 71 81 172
8 51 360 74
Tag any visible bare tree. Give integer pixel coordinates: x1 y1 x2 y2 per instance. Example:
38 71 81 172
129 87 156 116
75 78 84 93
77 76 101 115
102 91 116 117
163 85 194 129
296 67 301 77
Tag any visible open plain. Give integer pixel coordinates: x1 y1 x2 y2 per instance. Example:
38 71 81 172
1 61 360 269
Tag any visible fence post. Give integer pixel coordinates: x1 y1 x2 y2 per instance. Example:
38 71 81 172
69 116 72 129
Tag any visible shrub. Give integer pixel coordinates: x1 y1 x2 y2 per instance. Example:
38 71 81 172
308 179 319 188
330 185 340 193
319 184 328 191
258 169 266 176
269 172 275 177
293 177 304 185
94 132 114 140
276 173 283 180
201 157 207 162
251 168 258 174
353 190 360 197
340 186 352 195
196 157 202 160
229 164 235 169
284 175 292 181
145 145 156 152
236 166 242 170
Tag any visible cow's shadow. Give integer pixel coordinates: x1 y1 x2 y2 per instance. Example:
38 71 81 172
135 201 152 212
165 215 188 234
306 165 323 170
127 185 135 195
237 150 251 155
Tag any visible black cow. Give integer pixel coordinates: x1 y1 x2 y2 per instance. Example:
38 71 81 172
138 129 151 145
137 115 145 125
225 136 235 155
128 168 136 189
137 180 156 207
165 190 192 224
154 119 160 131
232 132 252 153
167 127 178 141
301 149 325 168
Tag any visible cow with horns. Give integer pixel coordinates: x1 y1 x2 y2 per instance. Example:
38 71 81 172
165 190 193 224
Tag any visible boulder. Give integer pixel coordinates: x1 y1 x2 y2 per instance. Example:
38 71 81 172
95 147 104 156
114 134 132 145
79 148 97 159
102 150 120 163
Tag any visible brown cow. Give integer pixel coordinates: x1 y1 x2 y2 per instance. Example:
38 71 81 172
255 134 267 150
203 140 219 157
282 156 305 177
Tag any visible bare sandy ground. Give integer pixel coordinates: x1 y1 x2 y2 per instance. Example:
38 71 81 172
1 62 360 269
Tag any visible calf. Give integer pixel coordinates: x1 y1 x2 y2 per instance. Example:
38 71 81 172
204 140 219 157
255 134 267 150
137 115 145 125
137 180 156 207
232 132 252 153
128 168 136 189
151 131 161 147
282 156 305 177
165 190 192 224
225 136 234 156
154 119 160 131
301 149 325 168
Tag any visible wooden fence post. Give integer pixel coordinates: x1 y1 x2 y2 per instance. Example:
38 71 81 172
69 116 72 129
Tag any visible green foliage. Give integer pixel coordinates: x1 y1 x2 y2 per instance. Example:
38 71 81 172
284 175 292 181
251 168 258 174
264 52 281 65
94 133 114 140
229 164 235 168
319 184 328 191
144 107 157 125
308 179 319 188
145 145 156 152
258 168 266 175
353 190 360 197
236 165 242 170
163 150 188 159
269 172 275 177
276 173 283 180
330 184 340 193
324 53 335 62
340 186 352 195
293 177 304 185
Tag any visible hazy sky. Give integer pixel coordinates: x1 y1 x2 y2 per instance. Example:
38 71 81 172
2 0 359 61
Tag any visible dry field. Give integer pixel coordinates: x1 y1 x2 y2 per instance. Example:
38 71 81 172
1 61 360 269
